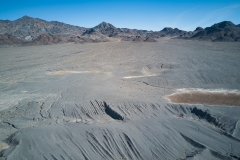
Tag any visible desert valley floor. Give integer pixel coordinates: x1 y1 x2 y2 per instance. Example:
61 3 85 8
0 38 240 160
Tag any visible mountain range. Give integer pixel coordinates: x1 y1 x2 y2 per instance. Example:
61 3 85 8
0 16 240 45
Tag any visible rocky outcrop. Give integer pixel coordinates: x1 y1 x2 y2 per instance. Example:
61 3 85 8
25 34 65 45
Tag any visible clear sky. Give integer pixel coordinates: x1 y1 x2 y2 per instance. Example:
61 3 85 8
0 0 240 31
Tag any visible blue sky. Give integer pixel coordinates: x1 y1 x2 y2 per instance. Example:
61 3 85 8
0 0 240 31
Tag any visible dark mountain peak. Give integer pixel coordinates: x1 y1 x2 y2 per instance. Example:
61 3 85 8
94 21 116 31
161 27 173 32
100 21 111 26
15 15 47 24
161 27 182 32
195 27 203 31
0 16 86 40
22 15 32 18
101 21 108 24
211 21 235 29
190 21 240 41
17 15 35 21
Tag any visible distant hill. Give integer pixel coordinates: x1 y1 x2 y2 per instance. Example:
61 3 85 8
0 16 239 45
0 16 86 40
189 21 240 42
82 22 152 41
147 27 187 38
121 36 157 42
92 21 119 37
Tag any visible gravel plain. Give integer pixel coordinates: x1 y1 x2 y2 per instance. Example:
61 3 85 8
0 39 240 159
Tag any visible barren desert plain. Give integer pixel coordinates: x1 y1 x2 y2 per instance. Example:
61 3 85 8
0 38 240 159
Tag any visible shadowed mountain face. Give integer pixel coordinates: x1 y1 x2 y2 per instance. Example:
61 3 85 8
211 21 236 29
93 21 117 31
82 22 119 38
148 27 187 38
190 21 240 42
97 25 119 37
195 27 203 31
0 16 240 45
83 22 152 39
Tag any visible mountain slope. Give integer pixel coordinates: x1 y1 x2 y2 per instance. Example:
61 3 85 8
147 27 187 38
82 22 155 42
0 33 24 45
0 16 239 45
84 22 120 37
0 16 86 39
190 21 240 41
25 34 65 45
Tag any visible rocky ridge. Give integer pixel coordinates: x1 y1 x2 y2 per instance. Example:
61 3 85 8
0 16 240 45
0 16 86 39
190 21 240 42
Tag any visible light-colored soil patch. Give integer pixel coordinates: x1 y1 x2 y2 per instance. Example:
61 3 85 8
0 142 9 151
48 71 99 75
123 74 157 79
167 89 240 106
98 119 113 123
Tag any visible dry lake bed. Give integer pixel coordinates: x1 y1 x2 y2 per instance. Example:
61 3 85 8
0 39 240 159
